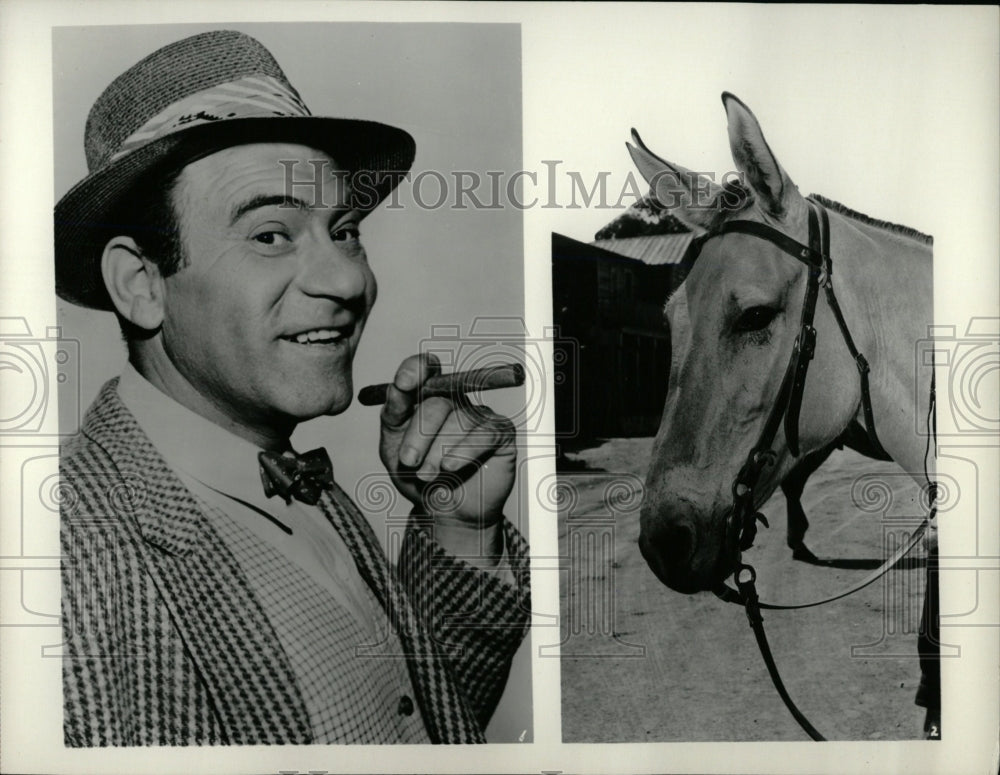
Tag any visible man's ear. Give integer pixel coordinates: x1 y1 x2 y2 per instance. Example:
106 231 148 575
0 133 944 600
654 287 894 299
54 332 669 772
100 237 166 331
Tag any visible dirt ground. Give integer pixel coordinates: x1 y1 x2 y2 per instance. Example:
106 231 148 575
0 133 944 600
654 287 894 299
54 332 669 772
558 438 932 742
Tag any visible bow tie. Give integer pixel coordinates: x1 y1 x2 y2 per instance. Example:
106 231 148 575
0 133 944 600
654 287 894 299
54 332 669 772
258 447 334 505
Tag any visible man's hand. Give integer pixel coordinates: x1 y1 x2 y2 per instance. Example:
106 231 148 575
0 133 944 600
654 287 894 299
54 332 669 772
379 354 517 563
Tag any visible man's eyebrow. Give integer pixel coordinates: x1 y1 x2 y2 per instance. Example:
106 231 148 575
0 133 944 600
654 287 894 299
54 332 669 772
229 194 308 226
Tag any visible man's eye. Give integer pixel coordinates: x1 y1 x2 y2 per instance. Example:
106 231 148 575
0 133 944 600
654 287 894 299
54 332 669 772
252 230 291 246
331 224 361 242
734 305 778 333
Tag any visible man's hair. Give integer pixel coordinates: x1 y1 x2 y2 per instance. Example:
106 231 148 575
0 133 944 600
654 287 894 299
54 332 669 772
109 164 187 345
126 165 187 276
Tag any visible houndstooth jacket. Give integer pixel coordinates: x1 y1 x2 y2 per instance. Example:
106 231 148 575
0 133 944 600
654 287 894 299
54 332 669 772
60 379 530 746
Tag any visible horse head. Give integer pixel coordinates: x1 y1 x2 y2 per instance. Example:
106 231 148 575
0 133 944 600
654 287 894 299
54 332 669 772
631 93 923 593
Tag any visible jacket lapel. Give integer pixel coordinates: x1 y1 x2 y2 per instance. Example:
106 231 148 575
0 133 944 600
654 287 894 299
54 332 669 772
81 380 312 743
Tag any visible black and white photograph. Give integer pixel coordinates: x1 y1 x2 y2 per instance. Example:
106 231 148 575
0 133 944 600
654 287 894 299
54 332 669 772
553 92 937 741
50 22 531 747
0 3 997 775
542 3 996 752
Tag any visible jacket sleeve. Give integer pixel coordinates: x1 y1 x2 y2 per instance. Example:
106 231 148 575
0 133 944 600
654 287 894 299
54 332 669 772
396 517 530 729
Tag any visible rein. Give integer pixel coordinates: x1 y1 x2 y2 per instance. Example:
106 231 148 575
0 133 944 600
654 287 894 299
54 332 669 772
685 198 927 740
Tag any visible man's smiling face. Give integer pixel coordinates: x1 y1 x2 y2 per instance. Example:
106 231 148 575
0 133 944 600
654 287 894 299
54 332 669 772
155 142 376 442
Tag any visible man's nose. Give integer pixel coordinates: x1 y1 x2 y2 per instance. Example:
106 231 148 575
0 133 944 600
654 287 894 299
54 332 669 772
297 240 370 302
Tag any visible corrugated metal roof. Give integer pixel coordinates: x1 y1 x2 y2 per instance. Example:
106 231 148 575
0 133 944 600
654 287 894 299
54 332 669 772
591 234 693 266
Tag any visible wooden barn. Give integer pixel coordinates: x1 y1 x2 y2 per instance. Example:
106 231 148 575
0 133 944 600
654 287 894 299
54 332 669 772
552 199 692 440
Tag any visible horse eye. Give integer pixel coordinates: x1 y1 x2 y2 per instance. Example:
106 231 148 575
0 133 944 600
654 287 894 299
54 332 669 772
734 305 778 333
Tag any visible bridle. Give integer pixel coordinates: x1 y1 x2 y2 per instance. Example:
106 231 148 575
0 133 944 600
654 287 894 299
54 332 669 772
682 197 889 558
677 197 931 740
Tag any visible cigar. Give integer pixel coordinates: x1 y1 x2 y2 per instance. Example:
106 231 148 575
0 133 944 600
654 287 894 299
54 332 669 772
358 362 525 406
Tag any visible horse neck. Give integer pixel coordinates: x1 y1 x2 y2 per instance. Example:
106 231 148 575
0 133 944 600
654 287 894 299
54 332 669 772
827 211 934 483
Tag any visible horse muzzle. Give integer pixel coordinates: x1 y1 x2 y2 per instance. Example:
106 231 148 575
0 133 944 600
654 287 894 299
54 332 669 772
638 506 733 593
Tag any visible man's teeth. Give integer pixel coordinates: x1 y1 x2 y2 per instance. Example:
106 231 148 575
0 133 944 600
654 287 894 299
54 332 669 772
291 328 342 344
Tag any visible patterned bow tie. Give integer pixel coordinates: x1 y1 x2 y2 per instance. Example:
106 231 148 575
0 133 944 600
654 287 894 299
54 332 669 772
258 447 334 505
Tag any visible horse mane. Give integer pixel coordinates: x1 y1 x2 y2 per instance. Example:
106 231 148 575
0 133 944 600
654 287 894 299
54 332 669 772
706 187 932 246
664 188 932 315
810 194 933 246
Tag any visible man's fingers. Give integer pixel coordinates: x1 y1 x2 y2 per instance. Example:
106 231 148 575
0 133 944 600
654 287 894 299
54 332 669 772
440 411 516 473
399 396 453 473
406 404 514 483
379 352 516 493
381 353 442 430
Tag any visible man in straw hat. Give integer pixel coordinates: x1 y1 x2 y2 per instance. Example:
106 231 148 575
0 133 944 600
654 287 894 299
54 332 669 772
55 29 528 746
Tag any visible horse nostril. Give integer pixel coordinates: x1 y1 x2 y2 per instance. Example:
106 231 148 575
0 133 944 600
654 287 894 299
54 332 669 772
640 519 697 583
661 522 696 569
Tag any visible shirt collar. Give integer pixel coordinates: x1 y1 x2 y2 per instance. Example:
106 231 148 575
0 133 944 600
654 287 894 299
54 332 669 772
117 362 269 502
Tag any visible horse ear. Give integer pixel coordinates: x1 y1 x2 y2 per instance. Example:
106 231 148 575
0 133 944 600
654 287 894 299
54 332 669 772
722 92 798 218
627 128 721 234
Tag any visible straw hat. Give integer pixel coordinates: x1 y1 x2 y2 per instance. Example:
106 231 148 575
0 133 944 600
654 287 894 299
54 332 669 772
55 30 416 310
